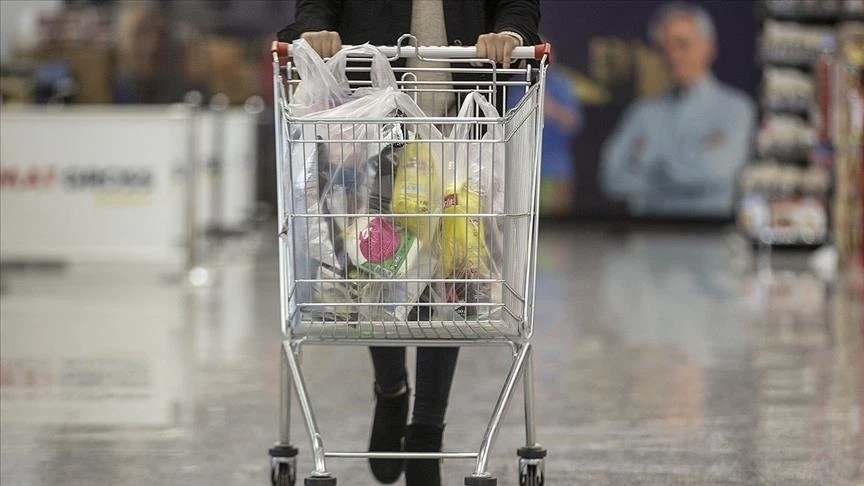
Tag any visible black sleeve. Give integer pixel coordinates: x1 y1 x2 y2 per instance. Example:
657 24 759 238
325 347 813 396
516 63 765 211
277 0 342 42
491 0 541 45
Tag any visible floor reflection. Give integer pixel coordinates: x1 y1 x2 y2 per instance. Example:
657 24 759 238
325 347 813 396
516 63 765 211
0 224 861 485
0 266 186 428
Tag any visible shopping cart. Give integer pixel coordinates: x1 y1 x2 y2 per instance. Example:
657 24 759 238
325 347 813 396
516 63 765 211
268 35 549 486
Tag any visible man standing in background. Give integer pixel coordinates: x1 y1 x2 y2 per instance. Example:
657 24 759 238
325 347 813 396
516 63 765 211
600 2 755 217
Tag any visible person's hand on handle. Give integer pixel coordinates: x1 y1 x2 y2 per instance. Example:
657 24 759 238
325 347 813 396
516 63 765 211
476 32 521 67
301 30 342 58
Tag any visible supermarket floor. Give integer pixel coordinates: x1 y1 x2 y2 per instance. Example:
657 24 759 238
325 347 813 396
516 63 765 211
1 223 862 486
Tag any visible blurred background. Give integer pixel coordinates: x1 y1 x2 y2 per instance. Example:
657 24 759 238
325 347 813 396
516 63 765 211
1 1 863 485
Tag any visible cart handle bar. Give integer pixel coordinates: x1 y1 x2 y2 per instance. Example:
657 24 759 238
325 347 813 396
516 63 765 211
271 41 551 61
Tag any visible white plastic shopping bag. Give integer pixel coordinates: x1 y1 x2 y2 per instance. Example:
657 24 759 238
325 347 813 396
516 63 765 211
284 41 448 321
289 40 398 117
438 92 507 319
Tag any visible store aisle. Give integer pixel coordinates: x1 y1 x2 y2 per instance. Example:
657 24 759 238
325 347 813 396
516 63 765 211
1 225 861 485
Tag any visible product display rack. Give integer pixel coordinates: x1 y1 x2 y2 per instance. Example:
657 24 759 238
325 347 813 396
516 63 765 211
739 0 864 250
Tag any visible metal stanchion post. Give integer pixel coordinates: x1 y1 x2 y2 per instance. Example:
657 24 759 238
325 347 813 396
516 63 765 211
208 93 230 238
184 90 210 287
244 95 266 116
243 95 266 226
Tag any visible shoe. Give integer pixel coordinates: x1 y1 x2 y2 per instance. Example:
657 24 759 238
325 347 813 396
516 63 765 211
404 423 444 486
368 383 410 484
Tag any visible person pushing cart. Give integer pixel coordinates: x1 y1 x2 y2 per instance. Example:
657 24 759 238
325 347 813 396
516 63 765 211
270 2 548 485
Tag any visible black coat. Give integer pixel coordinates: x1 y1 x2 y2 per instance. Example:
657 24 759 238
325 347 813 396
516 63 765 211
278 0 541 50
278 0 541 112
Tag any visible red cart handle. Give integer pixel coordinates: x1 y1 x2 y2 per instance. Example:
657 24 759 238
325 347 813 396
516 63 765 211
271 41 551 61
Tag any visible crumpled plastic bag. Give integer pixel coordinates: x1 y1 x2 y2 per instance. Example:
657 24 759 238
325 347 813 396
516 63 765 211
289 39 397 116
391 142 442 244
283 41 448 321
438 92 507 319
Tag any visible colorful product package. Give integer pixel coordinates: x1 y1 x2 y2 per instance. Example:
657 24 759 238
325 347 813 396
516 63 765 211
391 142 442 243
437 92 508 320
343 216 429 322
441 185 490 277
441 185 493 319
343 217 421 279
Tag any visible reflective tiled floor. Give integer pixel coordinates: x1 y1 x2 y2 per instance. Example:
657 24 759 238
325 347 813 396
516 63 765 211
1 224 862 485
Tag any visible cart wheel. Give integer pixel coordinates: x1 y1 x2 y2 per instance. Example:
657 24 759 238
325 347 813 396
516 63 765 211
464 476 497 486
269 445 298 486
517 446 546 486
518 459 544 486
303 476 336 486
270 461 296 486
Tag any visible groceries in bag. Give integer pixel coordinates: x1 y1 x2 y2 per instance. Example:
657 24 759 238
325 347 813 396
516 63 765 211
343 217 422 279
441 185 493 320
441 185 490 278
391 142 441 243
435 92 508 320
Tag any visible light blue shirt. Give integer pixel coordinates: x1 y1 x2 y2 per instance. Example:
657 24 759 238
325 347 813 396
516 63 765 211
600 75 756 217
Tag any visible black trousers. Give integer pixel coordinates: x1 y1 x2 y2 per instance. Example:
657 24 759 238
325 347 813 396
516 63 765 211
370 346 459 426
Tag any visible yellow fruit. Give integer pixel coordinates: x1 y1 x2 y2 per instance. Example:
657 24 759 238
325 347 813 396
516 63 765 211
441 185 489 277
391 142 440 242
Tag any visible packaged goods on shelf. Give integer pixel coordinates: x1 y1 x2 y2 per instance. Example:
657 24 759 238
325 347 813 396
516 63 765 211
766 0 839 18
744 2 862 253
763 68 815 111
766 0 864 19
36 7 113 49
761 21 835 66
0 69 34 103
739 195 828 243
740 162 831 194
18 7 117 103
36 48 113 103
758 114 814 161
770 198 827 235
206 37 261 104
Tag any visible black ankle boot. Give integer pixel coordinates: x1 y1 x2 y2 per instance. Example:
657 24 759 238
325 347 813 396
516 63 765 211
368 384 410 484
404 423 444 486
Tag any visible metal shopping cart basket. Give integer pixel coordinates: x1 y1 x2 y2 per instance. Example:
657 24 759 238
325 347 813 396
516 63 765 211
268 35 549 486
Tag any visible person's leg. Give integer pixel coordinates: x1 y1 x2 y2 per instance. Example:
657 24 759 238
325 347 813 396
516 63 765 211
370 346 408 394
411 347 459 425
405 347 459 486
368 347 409 484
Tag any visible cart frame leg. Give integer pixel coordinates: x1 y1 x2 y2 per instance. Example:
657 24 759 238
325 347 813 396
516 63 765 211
469 343 531 478
280 344 293 444
522 345 537 447
269 342 299 485
516 345 546 485
283 341 331 477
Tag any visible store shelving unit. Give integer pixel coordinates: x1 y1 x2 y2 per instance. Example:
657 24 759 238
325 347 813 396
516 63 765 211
738 0 864 252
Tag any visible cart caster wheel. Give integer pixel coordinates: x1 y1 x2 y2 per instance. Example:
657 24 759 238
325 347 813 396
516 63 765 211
517 446 546 486
465 476 497 486
269 445 298 486
271 461 296 486
518 461 544 486
303 476 336 486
